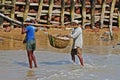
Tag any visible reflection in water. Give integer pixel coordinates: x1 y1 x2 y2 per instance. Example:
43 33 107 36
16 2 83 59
26 70 37 80
27 70 35 77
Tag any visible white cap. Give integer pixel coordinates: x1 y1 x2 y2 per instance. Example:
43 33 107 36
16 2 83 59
72 20 79 24
25 18 31 22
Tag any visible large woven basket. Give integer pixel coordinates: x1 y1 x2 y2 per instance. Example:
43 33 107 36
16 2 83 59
48 34 70 49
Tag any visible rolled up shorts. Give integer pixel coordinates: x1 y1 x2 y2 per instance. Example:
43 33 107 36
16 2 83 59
26 39 36 51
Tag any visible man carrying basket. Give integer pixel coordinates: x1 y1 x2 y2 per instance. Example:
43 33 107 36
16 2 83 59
68 20 84 67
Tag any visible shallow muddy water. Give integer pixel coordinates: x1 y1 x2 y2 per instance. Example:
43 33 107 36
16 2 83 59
0 50 120 80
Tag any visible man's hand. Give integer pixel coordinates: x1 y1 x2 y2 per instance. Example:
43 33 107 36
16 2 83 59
65 35 71 38
21 26 26 34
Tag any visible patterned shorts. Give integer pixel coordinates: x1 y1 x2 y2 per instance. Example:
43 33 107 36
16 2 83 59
26 39 36 51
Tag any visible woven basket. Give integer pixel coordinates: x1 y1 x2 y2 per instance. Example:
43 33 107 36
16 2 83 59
48 34 70 49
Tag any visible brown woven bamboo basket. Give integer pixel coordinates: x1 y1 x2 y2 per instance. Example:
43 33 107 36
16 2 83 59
48 34 70 49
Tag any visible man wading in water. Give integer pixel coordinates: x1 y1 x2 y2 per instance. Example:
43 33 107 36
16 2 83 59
67 20 84 66
21 18 38 68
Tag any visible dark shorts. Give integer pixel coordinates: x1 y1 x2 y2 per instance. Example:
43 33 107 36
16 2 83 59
26 39 36 51
71 48 82 55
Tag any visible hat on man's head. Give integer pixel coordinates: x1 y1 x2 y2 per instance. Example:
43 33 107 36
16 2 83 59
72 20 79 24
25 18 31 22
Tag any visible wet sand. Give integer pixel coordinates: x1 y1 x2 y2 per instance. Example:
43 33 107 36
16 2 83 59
0 28 120 53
